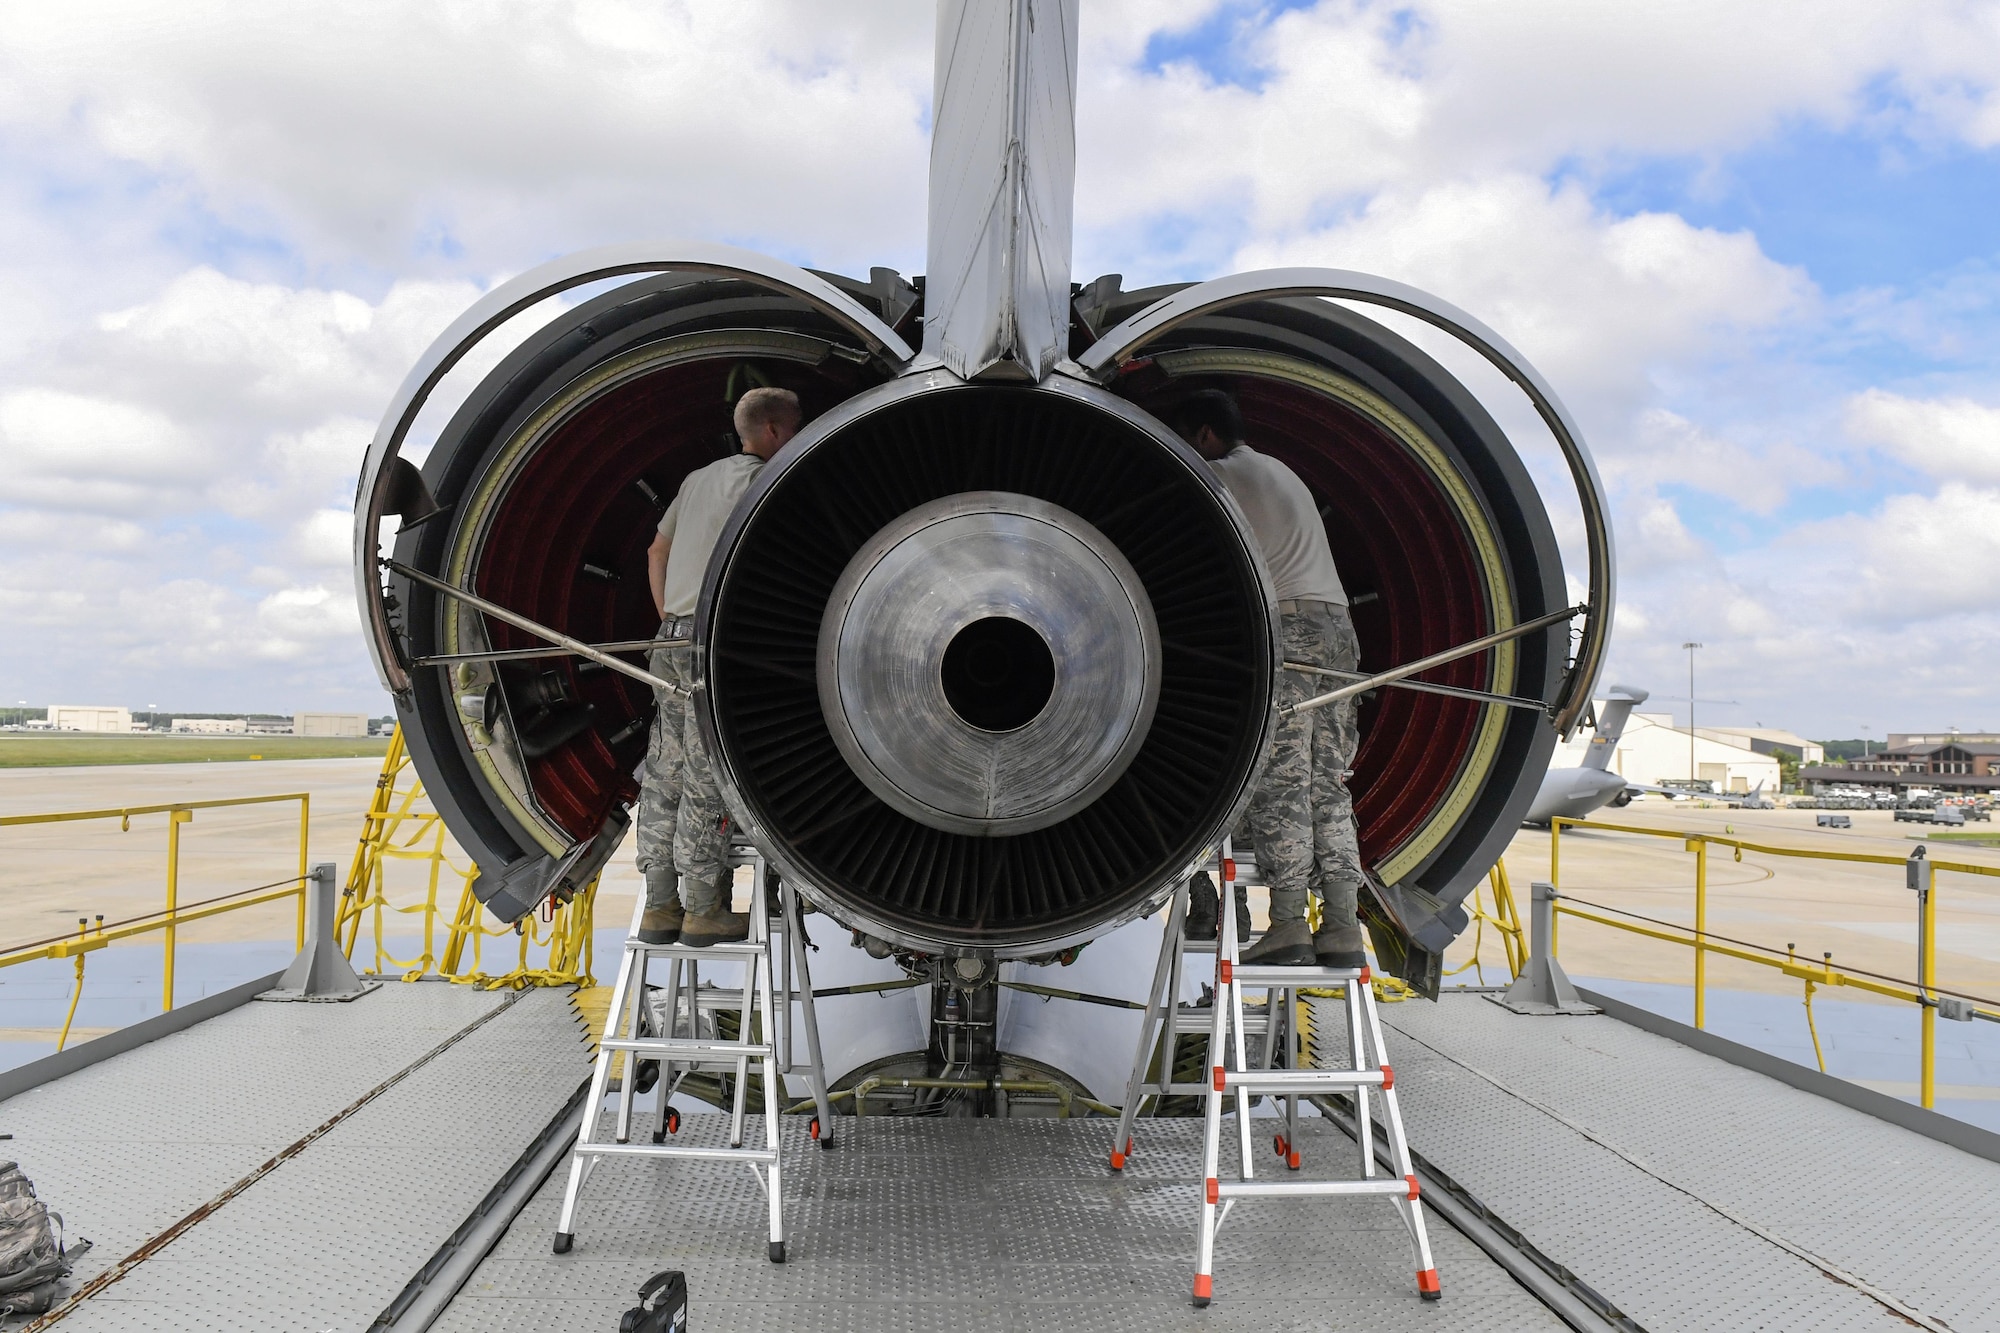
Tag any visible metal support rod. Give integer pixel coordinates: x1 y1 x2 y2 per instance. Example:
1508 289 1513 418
411 638 686 667
852 1075 1072 1119
383 559 687 698
1281 662 1549 712
1280 605 1585 718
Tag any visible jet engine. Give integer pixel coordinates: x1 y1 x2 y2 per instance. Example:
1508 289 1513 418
352 0 1613 997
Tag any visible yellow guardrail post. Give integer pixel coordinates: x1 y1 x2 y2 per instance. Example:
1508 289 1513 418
1549 818 1563 956
163 807 192 1011
1694 839 1707 1029
296 794 311 951
1911 846 1937 1109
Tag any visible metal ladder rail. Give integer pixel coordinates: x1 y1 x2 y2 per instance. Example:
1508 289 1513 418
554 856 816 1263
644 856 840 1144
1108 847 1275 1171
626 850 835 1149
1191 838 1440 1308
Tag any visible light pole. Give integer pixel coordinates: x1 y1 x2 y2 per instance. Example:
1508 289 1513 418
1682 642 1703 785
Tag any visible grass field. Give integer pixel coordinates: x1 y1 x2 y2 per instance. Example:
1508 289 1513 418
0 733 392 767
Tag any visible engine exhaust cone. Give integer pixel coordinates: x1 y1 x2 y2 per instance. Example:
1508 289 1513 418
817 490 1161 837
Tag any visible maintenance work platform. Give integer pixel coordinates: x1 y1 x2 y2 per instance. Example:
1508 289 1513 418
1 855 1995 1332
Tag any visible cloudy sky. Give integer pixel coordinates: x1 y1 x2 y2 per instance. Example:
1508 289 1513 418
1 0 1997 739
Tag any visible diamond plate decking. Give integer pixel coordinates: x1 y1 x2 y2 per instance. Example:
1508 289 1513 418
1371 992 2000 1333
6 979 1998 1330
441 1113 1556 1333
0 982 589 1331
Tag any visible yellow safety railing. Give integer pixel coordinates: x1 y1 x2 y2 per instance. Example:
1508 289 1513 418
336 727 598 990
1543 816 2000 1109
1447 859 1526 986
0 793 311 1049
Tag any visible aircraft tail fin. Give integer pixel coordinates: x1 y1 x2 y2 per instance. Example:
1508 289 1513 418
1582 685 1648 772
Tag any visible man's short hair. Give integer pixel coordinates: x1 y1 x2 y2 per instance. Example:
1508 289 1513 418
734 386 802 441
1166 389 1244 445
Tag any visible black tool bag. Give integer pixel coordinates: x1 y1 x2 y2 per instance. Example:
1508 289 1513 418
618 1269 687 1332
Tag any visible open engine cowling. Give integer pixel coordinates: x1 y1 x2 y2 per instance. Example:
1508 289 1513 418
356 259 1600 987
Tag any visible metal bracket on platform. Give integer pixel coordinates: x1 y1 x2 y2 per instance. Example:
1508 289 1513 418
260 863 380 1003
1496 882 1599 1015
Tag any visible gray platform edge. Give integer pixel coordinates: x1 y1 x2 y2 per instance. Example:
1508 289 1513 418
370 1076 593 1333
0 968 282 1105
1575 985 2000 1164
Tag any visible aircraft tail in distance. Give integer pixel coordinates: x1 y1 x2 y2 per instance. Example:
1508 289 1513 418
1582 685 1648 772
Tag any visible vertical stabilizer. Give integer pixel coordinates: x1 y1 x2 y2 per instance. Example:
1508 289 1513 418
924 0 1079 382
1582 684 1647 771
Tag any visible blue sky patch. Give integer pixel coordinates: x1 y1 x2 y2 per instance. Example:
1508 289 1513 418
1139 0 1320 92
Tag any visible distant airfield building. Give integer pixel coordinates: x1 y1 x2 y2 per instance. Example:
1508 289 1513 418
1890 732 2000 748
171 717 248 734
294 712 369 738
1695 727 1822 764
46 705 134 733
1800 735 2000 795
1550 708 1780 793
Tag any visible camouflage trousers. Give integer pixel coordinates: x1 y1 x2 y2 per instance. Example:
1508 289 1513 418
1242 602 1363 927
633 628 731 914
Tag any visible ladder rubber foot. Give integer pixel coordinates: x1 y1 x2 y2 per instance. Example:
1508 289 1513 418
1109 1150 1126 1171
1192 1274 1213 1307
552 1232 573 1254
1287 1150 1301 1171
1417 1268 1440 1300
769 1241 786 1264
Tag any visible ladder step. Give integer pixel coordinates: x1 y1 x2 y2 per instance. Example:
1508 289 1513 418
573 1142 779 1164
623 938 768 956
1218 1179 1411 1200
1171 1013 1272 1034
1232 965 1367 985
1220 1068 1382 1093
600 1038 773 1057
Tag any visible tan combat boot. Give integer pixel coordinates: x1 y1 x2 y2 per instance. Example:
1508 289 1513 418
1312 923 1366 969
680 907 750 948
636 869 684 944
1240 918 1315 966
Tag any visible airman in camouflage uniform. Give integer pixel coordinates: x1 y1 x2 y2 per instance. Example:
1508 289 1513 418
633 637 730 922
1246 601 1364 934
634 386 802 945
1170 388 1367 968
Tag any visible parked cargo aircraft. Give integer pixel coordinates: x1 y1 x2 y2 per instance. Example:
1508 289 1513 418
1522 685 1664 825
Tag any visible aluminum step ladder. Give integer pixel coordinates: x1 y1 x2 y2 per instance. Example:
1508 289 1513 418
1109 840 1440 1307
553 844 833 1263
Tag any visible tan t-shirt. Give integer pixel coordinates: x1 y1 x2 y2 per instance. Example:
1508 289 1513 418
1207 445 1347 606
656 452 764 617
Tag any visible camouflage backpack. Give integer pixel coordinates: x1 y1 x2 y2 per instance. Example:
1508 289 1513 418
0 1162 89 1317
